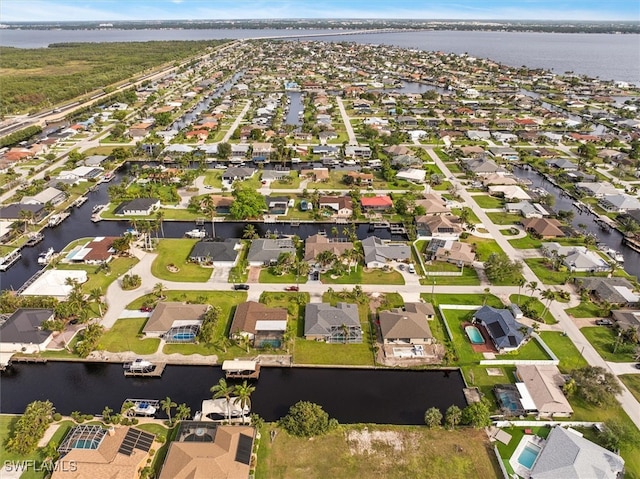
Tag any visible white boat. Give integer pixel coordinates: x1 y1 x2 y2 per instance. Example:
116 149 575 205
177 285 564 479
37 247 55 265
123 358 155 373
607 249 624 263
92 204 106 213
200 397 250 421
185 229 206 238
0 249 21 271
124 399 159 416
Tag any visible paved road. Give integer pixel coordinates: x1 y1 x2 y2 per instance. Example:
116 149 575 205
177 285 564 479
221 100 252 143
335 97 358 145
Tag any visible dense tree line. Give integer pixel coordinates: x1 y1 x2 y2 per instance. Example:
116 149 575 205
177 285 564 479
0 125 42 148
1 40 227 115
6 400 55 454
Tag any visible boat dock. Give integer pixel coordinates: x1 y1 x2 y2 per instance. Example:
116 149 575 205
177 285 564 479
24 232 44 246
222 359 260 379
47 212 70 227
123 362 166 377
72 196 88 207
123 399 159 417
0 249 21 271
10 356 47 364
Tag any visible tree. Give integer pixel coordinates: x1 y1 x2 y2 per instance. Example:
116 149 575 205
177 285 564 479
233 380 256 424
156 210 165 238
484 252 523 284
316 250 337 268
217 142 231 159
211 378 235 422
461 399 492 428
6 400 55 454
526 281 539 297
88 288 104 316
515 277 526 305
540 289 557 320
230 186 267 220
278 401 337 437
444 405 462 430
153 282 167 300
243 224 259 239
570 366 622 406
160 396 177 425
424 407 443 428
175 403 191 422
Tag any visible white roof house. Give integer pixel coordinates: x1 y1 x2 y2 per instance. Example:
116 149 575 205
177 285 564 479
488 185 531 201
20 270 88 299
396 168 426 183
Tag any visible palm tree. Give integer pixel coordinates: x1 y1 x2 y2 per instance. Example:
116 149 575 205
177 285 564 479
155 210 165 238
526 281 539 297
515 277 526 305
316 250 337 269
175 403 191 422
243 224 259 239
160 396 177 425
211 378 235 422
540 289 557 320
88 288 104 316
233 381 256 424
201 195 217 238
293 259 310 289
153 282 167 300
19 209 35 233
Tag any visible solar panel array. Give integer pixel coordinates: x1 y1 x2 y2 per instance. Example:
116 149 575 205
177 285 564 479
235 433 253 465
118 428 155 456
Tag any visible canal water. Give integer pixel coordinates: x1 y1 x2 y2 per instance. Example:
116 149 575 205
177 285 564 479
0 362 467 424
284 91 304 126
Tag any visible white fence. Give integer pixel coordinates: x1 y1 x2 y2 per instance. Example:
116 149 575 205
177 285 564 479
424 271 463 276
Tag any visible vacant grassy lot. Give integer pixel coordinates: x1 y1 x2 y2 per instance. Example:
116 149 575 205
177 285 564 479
420 264 481 286
255 425 501 479
97 318 160 354
259 269 308 284
463 237 503 262
485 211 522 225
524 257 569 284
581 326 638 362
426 293 504 308
472 194 504 209
538 331 588 372
56 256 139 294
565 301 606 318
320 266 405 285
151 239 212 282
620 374 640 403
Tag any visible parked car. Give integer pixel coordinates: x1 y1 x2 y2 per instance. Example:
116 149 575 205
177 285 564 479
407 264 416 274
285 286 299 292
595 319 613 326
233 284 250 291
635 363 640 370
397 264 405 271
140 305 154 312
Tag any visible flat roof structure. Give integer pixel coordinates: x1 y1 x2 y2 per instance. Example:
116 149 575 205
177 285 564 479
20 270 87 299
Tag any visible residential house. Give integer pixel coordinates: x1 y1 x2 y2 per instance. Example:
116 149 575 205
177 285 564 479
396 168 426 183
473 305 529 353
301 167 329 182
505 201 547 218
481 174 518 187
265 196 289 215
261 169 290 181
577 277 639 307
158 423 255 479
52 426 155 479
0 308 55 355
57 166 103 181
230 144 250 158
362 236 411 268
521 218 565 238
384 145 412 156
462 158 507 176
515 364 574 417
129 121 154 138
20 270 88 300
344 145 372 159
545 158 578 171
430 239 475 265
304 302 362 343
361 195 393 211
391 155 423 168
347 171 374 186
318 131 339 143
598 193 640 213
304 234 353 262
467 130 492 141
229 301 288 347
0 203 47 222
488 147 519 161
611 309 640 335
222 167 256 182
142 302 209 338
251 142 272 159
64 236 118 264
188 239 242 267
83 154 109 167
312 145 339 156
488 185 531 201
206 195 234 215
542 242 609 273
22 187 67 206
415 193 450 215
460 145 486 158
247 238 296 266
113 198 160 216
575 182 620 198
528 426 624 479
378 302 435 345
318 196 353 218
415 215 463 240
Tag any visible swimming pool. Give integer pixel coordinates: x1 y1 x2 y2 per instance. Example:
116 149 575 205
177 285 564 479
465 325 485 344
518 444 541 469
170 332 196 342
72 438 100 449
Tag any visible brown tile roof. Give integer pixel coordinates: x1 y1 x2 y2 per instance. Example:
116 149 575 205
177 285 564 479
143 302 209 334
521 218 564 237
230 301 288 335
379 302 434 341
82 236 118 262
304 234 353 262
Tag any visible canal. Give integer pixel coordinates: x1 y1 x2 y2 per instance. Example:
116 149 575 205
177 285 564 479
0 362 467 424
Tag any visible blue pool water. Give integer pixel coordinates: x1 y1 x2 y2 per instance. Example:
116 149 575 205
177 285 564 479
73 439 99 449
518 444 541 469
170 333 196 342
497 391 520 412
465 325 485 345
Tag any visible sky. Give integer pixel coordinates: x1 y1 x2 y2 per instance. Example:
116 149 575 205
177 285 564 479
1 0 638 22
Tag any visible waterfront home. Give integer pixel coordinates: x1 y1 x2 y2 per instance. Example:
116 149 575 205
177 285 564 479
473 305 529 353
462 158 507 176
164 144 194 156
128 121 154 138
261 169 290 181
301 167 329 182
467 130 492 141
222 167 256 182
265 196 289 215
611 309 640 335
0 203 47 222
526 426 624 479
318 130 339 143
362 236 411 268
64 236 118 264
521 218 565 238
347 171 374 186
344 145 372 159
318 195 353 218
188 239 242 267
21 186 67 206
515 364 573 418
488 147 519 161
378 303 435 345
429 239 475 265
113 198 160 216
229 301 288 348
0 308 55 355
203 195 234 215
231 144 251 158
251 142 272 158
460 145 486 158
158 422 255 479
541 242 609 273
304 234 353 263
396 168 426 183
304 302 362 343
598 193 640 213
505 201 546 218
361 195 393 211
20 270 88 300
312 145 339 156
247 238 296 266
384 145 412 156
575 181 620 198
391 154 422 168
142 302 209 339
545 158 578 171
415 215 463 240
577 277 639 307
52 425 155 479
83 154 109 167
0 221 12 242
488 185 531 201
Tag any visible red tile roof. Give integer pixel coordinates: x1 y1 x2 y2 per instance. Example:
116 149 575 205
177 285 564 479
361 195 393 208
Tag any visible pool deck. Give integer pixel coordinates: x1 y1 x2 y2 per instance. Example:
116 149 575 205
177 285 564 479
462 322 498 353
508 434 546 478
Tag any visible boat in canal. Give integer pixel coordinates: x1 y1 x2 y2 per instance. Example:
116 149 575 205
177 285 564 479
24 232 44 247
0 249 21 271
123 399 158 416
123 358 155 374
198 397 250 421
185 229 207 238
607 248 625 263
37 247 56 265
47 212 70 227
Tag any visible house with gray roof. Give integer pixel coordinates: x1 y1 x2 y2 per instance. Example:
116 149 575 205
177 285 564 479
21 187 67 206
304 303 362 343
0 308 55 354
247 238 296 267
598 193 640 213
575 182 619 198
577 277 639 306
528 426 624 479
362 236 411 268
378 303 435 345
473 305 529 353
611 309 640 335
462 158 507 176
545 158 578 171
143 302 209 338
542 242 609 273
505 201 543 218
83 154 109 167
222 167 256 182
188 239 242 267
261 169 290 181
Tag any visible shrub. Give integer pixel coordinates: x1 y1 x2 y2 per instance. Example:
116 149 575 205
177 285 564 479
278 401 337 437
52 412 62 421
6 400 55 454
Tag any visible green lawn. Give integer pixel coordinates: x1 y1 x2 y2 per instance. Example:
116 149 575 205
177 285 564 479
0 417 74 479
472 195 504 209
439 308 484 365
580 326 638 362
270 171 301 189
495 337 552 361
97 318 160 354
56 256 139 294
620 374 640 403
462 365 517 409
463 237 503 262
485 212 522 225
565 301 606 318
524 258 569 285
202 170 223 188
539 331 588 372
420 263 481 286
509 294 555 324
259 269 308 284
151 239 213 282
426 293 503 308
320 265 404 285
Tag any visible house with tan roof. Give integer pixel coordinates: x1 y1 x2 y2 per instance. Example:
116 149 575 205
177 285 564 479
229 301 288 348
415 214 463 240
318 195 353 218
159 422 255 479
304 234 353 262
515 364 573 417
52 425 155 479
143 302 209 338
433 240 475 265
379 302 435 345
64 236 118 264
415 193 450 215
521 218 565 238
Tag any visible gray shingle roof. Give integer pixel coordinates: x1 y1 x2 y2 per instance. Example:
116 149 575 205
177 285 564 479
247 238 295 264
304 303 360 336
474 305 528 350
0 308 54 344
189 239 240 262
362 236 411 265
